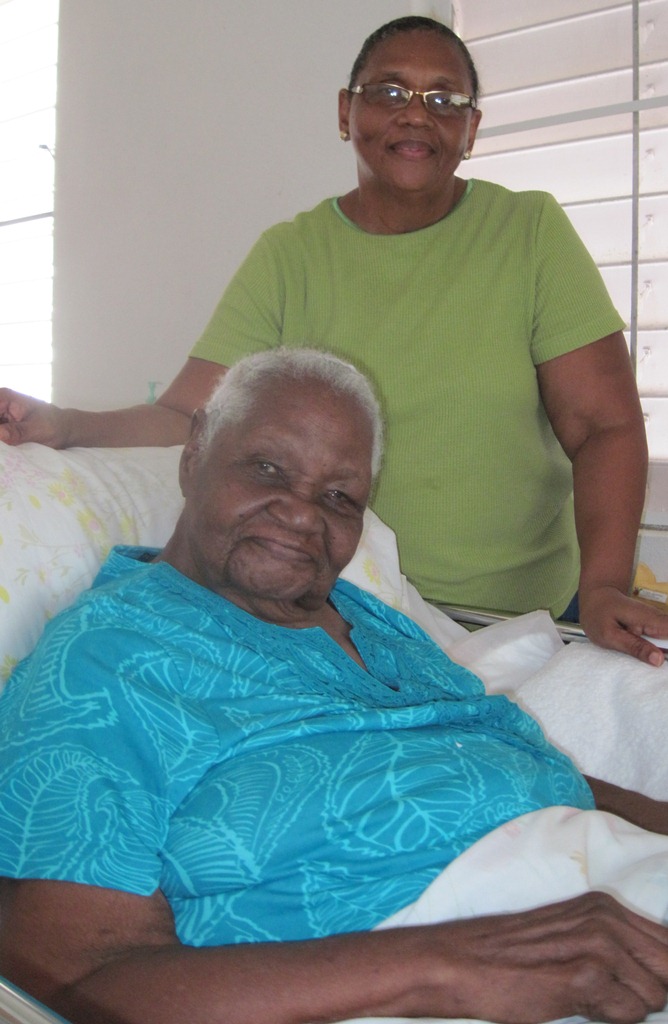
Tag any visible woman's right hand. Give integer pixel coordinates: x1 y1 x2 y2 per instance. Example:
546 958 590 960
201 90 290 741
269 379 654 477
0 388 67 447
0 359 224 450
426 891 668 1024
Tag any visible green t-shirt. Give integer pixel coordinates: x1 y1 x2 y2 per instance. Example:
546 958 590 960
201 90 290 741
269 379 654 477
191 180 625 615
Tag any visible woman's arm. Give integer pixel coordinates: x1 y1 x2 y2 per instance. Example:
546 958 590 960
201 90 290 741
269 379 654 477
537 331 668 665
0 357 225 448
2 877 668 1024
587 775 668 835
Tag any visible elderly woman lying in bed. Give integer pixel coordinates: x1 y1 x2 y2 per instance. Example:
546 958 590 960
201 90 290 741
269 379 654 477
1 348 668 1024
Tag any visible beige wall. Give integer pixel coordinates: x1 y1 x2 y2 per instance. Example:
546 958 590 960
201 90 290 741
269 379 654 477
52 1 453 408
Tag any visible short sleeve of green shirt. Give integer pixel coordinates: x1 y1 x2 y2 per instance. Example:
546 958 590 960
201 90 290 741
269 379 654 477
191 230 287 366
529 192 625 364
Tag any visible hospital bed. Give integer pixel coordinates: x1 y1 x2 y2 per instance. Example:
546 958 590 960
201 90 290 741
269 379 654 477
1 440 667 1024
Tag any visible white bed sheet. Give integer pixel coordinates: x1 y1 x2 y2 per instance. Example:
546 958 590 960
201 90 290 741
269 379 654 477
429 607 668 801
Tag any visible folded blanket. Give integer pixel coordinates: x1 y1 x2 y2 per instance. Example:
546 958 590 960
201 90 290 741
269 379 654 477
508 643 668 800
424 607 668 801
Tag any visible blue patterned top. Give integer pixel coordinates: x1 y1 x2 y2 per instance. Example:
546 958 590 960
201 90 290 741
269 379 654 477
0 547 593 945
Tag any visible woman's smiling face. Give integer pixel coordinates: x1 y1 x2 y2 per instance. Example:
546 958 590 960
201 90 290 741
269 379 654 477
172 378 373 623
339 30 481 202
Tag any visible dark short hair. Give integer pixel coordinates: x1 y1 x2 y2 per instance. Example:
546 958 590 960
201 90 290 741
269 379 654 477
348 15 480 100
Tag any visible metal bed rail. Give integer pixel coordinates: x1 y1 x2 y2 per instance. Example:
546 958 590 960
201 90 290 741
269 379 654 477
437 605 589 643
0 978 70 1024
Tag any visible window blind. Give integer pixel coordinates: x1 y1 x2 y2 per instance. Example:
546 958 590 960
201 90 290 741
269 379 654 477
0 0 58 400
457 0 668 459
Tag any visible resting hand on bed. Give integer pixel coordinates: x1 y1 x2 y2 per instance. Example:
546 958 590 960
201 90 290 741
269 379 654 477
436 892 668 1024
579 585 668 668
0 388 69 447
2 881 667 1024
0 385 193 448
538 334 666 667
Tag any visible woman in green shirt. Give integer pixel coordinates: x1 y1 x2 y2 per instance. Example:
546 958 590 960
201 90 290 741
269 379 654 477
1 16 666 666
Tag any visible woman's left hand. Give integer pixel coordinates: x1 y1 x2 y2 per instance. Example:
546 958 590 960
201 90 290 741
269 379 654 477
538 333 666 670
579 585 668 667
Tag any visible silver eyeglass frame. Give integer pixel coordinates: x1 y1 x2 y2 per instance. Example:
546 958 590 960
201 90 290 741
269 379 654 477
349 82 477 115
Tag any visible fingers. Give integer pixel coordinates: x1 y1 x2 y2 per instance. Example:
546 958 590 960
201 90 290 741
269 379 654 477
0 418 25 446
436 893 668 1024
580 587 668 666
0 389 62 447
0 388 32 445
612 628 666 668
579 900 668 1023
575 959 668 1024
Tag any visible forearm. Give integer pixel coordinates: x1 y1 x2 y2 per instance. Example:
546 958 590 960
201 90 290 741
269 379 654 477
53 929 437 1024
571 419 648 596
56 403 192 448
586 775 668 835
7 880 668 1024
0 358 219 448
46 900 668 1024
569 416 668 661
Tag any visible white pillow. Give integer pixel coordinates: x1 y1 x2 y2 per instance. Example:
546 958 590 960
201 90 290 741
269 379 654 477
0 443 185 682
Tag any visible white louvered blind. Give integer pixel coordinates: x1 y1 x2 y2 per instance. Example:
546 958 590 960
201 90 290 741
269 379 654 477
0 0 58 400
457 0 668 459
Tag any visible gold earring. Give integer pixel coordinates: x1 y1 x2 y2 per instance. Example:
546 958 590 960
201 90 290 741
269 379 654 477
463 150 471 160
339 130 350 142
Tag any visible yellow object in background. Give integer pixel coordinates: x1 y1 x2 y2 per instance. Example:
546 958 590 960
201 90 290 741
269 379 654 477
633 563 668 611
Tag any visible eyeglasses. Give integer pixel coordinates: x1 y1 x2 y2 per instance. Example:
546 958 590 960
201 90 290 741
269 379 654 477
350 82 477 117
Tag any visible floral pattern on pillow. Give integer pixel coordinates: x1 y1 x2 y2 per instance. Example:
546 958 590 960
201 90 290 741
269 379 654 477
0 443 185 683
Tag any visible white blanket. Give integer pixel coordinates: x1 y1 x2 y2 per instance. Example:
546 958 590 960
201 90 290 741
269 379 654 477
505 643 668 800
336 805 668 1024
421 608 668 801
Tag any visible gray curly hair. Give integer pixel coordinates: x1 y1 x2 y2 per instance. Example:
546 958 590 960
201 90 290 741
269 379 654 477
201 348 384 478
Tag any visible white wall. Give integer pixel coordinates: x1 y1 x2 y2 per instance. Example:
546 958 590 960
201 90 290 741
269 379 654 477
52 0 453 408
